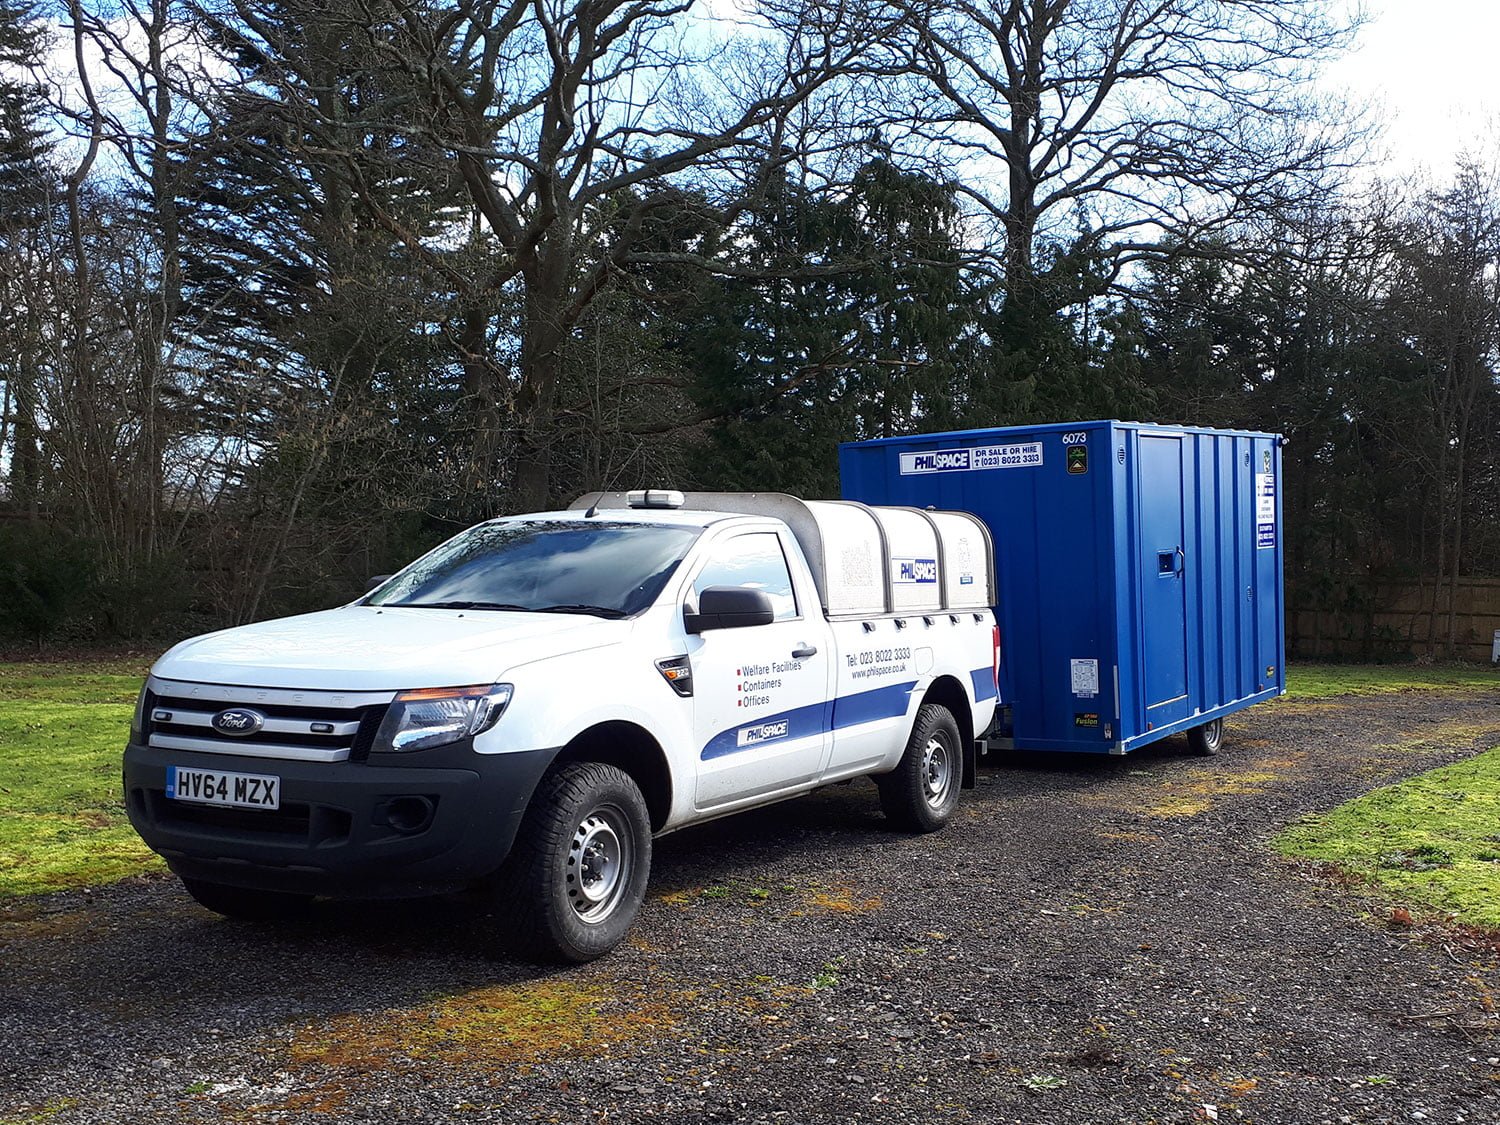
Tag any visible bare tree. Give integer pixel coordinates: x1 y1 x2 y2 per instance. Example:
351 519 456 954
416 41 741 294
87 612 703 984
67 0 202 562
895 0 1364 300
1383 163 1500 658
199 0 904 509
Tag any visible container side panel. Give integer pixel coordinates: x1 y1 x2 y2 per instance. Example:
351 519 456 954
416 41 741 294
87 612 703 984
1213 434 1239 704
1112 428 1141 742
838 423 1118 749
1190 433 1221 708
1236 436 1256 697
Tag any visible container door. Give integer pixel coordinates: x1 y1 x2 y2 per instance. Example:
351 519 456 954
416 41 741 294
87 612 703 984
1139 434 1189 721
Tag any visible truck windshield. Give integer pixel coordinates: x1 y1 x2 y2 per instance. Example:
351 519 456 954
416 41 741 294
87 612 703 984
365 520 701 618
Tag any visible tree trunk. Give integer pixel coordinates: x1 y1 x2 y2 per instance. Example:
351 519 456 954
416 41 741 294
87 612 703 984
1424 448 1447 659
136 0 179 564
511 250 572 512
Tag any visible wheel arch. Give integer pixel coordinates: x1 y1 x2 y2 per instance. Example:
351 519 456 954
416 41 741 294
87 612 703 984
920 674 977 789
549 721 673 831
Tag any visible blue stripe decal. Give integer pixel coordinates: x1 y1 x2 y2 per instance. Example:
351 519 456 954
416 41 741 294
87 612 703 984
699 681 918 761
970 667 998 703
700 699 832 761
832 681 918 730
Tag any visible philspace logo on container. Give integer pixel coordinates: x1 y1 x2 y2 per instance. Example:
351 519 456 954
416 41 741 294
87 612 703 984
899 448 971 474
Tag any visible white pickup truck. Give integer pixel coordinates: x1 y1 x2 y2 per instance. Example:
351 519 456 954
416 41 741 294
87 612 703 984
124 491 998 961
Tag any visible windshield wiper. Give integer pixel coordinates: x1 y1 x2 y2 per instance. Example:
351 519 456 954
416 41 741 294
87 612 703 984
536 604 628 619
397 600 532 611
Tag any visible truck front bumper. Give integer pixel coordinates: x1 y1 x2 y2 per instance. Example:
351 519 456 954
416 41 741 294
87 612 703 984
123 740 556 897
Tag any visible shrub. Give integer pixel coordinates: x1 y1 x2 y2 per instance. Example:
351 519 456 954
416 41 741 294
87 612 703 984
0 524 98 646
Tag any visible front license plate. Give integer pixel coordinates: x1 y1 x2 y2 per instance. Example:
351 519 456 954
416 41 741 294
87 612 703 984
166 766 281 810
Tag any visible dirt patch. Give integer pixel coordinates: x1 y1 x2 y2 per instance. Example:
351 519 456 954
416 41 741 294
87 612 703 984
0 905 95 944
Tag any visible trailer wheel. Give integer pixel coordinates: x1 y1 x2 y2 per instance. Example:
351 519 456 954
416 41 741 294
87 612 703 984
877 703 963 833
180 878 312 922
492 761 652 964
1187 717 1224 756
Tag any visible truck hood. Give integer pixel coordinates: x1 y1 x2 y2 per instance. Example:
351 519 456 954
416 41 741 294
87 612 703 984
151 605 626 692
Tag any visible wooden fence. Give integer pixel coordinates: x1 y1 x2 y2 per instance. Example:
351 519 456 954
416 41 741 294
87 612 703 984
1290 576 1500 663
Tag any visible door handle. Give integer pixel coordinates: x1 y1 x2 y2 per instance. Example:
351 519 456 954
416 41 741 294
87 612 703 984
791 644 818 659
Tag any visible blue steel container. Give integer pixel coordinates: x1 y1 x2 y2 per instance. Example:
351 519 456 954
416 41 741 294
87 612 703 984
839 421 1285 754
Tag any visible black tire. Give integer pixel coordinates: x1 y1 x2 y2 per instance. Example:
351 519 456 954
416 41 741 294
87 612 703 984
181 877 312 922
491 761 652 964
1187 717 1224 756
876 703 964 833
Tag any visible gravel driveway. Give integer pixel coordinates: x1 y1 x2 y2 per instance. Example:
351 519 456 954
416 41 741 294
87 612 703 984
4 690 1500 1124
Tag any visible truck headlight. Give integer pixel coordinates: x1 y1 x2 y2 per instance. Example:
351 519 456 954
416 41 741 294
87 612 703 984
372 684 513 753
130 683 149 742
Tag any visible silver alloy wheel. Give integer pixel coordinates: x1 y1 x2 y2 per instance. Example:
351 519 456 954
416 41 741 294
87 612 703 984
921 735 955 809
567 804 632 923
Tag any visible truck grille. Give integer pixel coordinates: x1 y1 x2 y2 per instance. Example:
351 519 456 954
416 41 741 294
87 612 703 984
142 677 395 763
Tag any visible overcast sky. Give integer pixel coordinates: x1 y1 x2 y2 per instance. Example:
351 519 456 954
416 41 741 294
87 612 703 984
1327 0 1500 176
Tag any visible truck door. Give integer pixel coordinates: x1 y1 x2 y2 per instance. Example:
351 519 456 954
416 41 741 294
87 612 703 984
687 530 833 809
1139 433 1190 726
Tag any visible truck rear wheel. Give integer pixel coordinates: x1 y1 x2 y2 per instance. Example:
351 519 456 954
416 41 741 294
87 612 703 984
1187 717 1224 756
180 878 312 922
492 761 652 964
877 703 963 833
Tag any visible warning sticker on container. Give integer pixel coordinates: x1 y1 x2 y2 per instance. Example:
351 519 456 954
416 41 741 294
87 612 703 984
898 443 1043 475
1255 473 1276 550
1070 658 1099 699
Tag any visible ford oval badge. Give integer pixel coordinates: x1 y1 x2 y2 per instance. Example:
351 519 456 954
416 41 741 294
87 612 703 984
211 707 265 737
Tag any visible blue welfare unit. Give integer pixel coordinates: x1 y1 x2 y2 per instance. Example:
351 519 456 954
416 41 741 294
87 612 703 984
839 421 1285 755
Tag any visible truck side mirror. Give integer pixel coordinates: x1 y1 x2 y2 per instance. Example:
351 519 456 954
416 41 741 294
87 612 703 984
366 574 393 592
684 586 775 634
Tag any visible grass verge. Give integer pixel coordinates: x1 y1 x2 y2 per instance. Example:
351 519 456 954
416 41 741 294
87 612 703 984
1276 744 1500 931
1286 662 1498 700
0 660 160 897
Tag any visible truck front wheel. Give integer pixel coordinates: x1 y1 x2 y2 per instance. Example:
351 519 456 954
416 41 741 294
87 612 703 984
492 761 652 964
877 703 963 833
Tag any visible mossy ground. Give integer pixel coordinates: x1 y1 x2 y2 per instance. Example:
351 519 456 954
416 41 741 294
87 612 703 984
1285 662 1498 700
0 660 159 896
1277 744 1500 930
265 975 693 1111
287 976 681 1073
